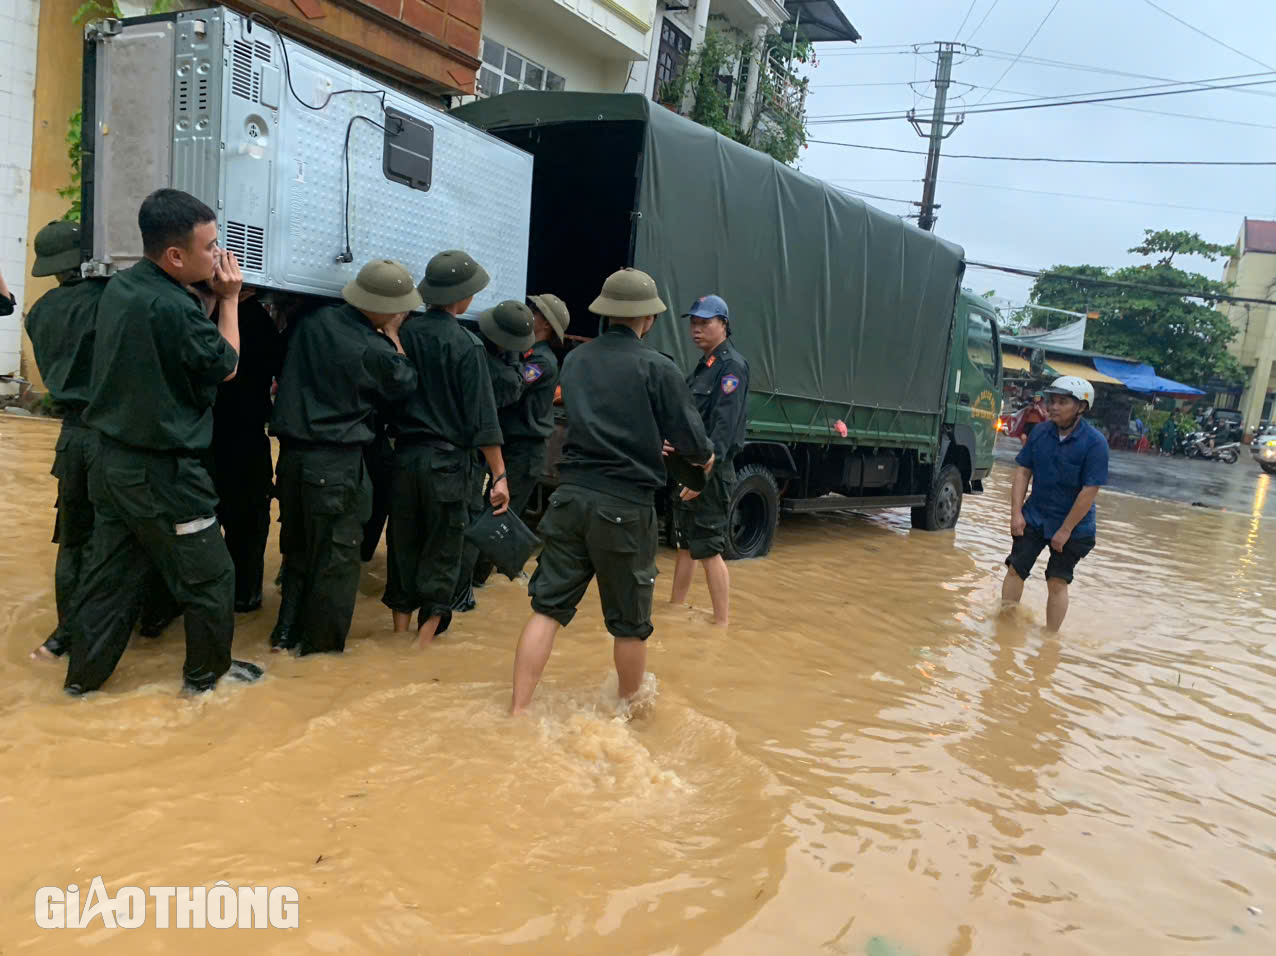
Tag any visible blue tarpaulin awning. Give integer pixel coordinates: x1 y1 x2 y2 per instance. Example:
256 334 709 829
1092 358 1205 397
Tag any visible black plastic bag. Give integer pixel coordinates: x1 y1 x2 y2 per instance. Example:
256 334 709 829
463 506 542 580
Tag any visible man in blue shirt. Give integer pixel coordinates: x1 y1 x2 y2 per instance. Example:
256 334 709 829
1003 376 1109 631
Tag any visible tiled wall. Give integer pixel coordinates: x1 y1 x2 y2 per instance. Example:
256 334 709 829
0 0 38 375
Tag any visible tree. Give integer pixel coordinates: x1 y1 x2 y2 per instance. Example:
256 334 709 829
1029 229 1246 387
659 28 814 167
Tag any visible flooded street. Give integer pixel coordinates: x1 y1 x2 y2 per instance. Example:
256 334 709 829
2 415 1274 954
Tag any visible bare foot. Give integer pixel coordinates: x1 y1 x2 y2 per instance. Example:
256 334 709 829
29 644 57 662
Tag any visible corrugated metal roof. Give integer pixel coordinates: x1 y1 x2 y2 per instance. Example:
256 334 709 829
1245 218 1276 254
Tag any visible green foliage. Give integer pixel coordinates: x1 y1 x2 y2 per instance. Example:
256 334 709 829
659 27 811 167
1029 230 1247 388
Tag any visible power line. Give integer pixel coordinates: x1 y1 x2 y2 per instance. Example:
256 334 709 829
940 179 1248 216
971 0 1065 105
971 81 1276 129
806 75 1276 124
966 261 1276 307
810 70 1276 120
955 1 980 39
1138 0 1275 72
807 139 1276 166
966 0 1002 41
831 185 918 205
975 49 1276 98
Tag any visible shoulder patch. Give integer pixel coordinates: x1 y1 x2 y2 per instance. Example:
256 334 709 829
720 374 740 395
522 363 544 384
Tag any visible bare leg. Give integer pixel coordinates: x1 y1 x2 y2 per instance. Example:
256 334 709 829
702 555 730 627
511 612 560 714
614 637 648 703
416 614 442 649
1045 578 1069 632
1001 566 1025 605
392 611 412 633
670 549 695 605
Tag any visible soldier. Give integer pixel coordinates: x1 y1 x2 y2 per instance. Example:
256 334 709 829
452 300 535 612
668 294 749 627
469 293 569 593
386 250 510 647
268 260 419 655
65 188 262 695
190 285 284 612
23 221 107 661
510 269 714 715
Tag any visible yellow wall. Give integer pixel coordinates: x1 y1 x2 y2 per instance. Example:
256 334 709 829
20 0 86 390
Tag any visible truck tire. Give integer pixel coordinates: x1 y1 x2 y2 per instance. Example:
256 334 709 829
911 463 963 531
725 464 780 560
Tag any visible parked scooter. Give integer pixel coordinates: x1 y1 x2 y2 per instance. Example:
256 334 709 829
1184 430 1240 464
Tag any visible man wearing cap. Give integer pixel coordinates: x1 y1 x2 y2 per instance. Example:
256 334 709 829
668 294 749 627
1003 375 1108 631
269 259 419 656
452 299 536 612
67 188 262 694
510 268 714 715
468 293 568 594
387 250 510 647
23 221 107 661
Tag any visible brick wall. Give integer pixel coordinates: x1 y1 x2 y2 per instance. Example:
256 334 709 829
231 0 483 97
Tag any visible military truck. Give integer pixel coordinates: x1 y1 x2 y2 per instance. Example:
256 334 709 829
455 93 1002 558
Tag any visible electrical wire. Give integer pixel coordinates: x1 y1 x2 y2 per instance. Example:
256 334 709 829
939 179 1249 217
965 0 1001 42
1137 0 1275 72
807 139 1276 166
248 13 387 113
809 70 1276 120
806 74 1276 124
965 261 1276 306
974 49 1276 98
971 0 1064 105
340 115 402 263
954 1 980 39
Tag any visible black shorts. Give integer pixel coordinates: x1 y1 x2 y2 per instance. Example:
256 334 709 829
528 485 658 640
1005 524 1095 584
672 463 735 560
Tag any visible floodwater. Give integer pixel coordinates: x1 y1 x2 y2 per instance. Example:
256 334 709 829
2 415 1274 955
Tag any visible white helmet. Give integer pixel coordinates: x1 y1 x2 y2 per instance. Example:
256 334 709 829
1043 375 1095 407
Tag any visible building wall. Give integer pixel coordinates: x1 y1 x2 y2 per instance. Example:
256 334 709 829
482 0 629 93
1 0 39 377
1221 242 1276 424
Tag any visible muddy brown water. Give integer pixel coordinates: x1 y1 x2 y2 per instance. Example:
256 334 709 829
2 417 1274 954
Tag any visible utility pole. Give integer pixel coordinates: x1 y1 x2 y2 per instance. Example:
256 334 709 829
909 43 964 232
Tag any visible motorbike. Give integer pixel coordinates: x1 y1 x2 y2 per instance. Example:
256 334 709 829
1183 430 1239 464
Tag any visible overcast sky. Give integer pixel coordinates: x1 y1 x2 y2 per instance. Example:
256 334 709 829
799 0 1276 309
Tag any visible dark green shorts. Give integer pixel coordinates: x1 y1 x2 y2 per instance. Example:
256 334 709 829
528 484 658 639
672 463 735 560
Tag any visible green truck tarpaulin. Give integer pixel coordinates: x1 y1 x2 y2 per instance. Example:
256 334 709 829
455 93 966 442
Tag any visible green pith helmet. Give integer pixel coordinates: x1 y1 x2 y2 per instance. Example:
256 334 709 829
341 259 424 313
31 220 83 278
589 268 666 318
418 249 491 306
527 293 569 341
479 299 536 352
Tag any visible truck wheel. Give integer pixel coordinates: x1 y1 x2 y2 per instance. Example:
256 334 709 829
725 464 779 560
911 464 963 531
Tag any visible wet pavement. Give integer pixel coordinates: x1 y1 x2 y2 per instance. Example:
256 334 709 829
3 416 1275 954
996 436 1276 519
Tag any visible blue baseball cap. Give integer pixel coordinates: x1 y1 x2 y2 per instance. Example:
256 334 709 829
683 294 730 320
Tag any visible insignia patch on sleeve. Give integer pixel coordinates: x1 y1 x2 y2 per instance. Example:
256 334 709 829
523 363 544 384
720 374 740 395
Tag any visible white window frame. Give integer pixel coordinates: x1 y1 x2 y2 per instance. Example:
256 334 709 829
477 38 566 97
